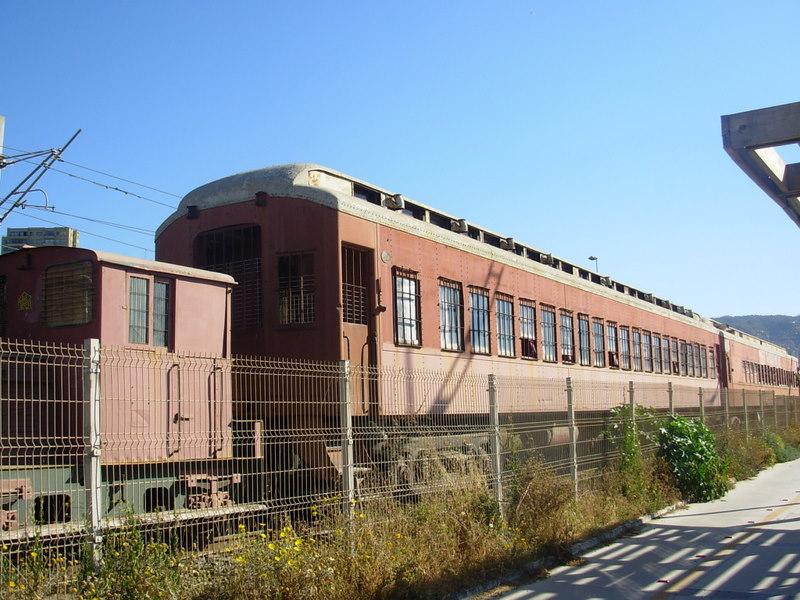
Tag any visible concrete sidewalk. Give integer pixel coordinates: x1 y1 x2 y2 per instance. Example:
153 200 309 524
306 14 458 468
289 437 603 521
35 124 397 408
493 461 800 599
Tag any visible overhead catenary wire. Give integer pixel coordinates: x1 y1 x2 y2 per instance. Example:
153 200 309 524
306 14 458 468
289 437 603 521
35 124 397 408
3 143 181 198
17 211 154 254
26 206 155 236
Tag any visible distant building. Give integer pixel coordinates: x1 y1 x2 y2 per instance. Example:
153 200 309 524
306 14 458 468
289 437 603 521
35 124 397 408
1 227 79 254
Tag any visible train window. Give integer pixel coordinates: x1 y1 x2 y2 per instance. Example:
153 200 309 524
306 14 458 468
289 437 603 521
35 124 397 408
653 335 662 374
44 261 93 327
278 253 315 325
632 329 642 371
700 346 708 378
439 279 464 352
496 295 516 357
342 247 369 325
519 300 537 359
540 306 557 362
661 336 671 374
0 275 5 336
578 315 591 366
670 338 679 374
129 276 149 344
353 183 381 206
393 268 421 346
469 287 490 354
153 280 170 348
559 311 574 363
592 319 605 367
679 341 688 376
643 331 653 372
607 322 619 368
619 327 631 370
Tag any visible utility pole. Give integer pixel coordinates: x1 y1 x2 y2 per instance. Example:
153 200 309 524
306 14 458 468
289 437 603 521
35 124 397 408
0 129 80 225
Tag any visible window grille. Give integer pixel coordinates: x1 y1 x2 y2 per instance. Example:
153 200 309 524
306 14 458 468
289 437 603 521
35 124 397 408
693 343 702 377
578 315 591 366
643 331 652 372
153 280 170 348
560 311 574 362
620 326 631 370
195 225 262 330
709 347 717 379
661 336 671 374
653 335 662 373
679 340 688 376
632 329 642 371
469 287 490 354
394 268 421 346
593 319 605 367
342 247 369 325
129 276 149 344
44 261 93 327
439 279 463 351
496 295 515 357
700 345 708 378
520 300 537 359
671 338 679 374
541 306 557 363
607 322 619 368
278 253 315 325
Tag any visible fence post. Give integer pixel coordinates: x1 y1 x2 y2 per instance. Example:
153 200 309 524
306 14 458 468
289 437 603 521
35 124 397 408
628 380 636 437
773 391 778 429
566 377 578 500
698 387 705 424
722 387 730 430
338 360 354 519
488 374 504 514
759 390 765 431
743 389 750 437
82 338 102 568
784 393 790 428
668 381 674 416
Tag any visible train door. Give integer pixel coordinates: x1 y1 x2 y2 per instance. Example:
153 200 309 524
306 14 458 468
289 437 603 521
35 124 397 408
341 245 375 416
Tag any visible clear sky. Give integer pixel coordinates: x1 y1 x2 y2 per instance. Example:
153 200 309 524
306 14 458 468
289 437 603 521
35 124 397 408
2 1 798 317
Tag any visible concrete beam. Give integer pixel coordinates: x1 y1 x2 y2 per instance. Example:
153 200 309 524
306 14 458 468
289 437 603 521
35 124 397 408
722 101 800 150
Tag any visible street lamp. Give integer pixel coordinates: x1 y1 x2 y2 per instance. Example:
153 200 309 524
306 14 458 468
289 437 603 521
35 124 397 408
588 256 598 272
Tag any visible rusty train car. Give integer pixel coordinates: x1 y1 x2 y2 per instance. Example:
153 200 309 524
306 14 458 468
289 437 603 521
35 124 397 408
155 162 798 400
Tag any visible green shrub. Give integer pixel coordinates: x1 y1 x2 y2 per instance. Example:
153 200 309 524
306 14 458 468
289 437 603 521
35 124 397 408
659 415 729 502
763 431 800 462
717 431 775 480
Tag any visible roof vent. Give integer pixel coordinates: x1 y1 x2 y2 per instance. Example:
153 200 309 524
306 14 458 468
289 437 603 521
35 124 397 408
187 205 200 220
539 253 554 266
385 194 405 210
255 191 269 207
450 219 468 234
500 237 515 251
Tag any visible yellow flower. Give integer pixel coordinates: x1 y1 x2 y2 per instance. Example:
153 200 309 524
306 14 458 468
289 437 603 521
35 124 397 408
274 555 280 561
279 531 287 538
8 581 16 588
1 544 7 551
268 542 275 550
294 539 302 547
29 551 38 558
260 533 267 539
238 524 246 532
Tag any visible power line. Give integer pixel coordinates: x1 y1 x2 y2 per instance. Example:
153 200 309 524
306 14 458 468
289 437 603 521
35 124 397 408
16 211 153 254
26 206 155 236
3 143 181 198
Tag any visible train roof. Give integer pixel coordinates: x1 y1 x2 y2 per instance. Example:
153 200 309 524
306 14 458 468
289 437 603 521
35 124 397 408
156 164 792 356
0 246 236 285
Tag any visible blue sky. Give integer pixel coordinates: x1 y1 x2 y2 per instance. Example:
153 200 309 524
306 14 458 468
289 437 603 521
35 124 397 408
2 1 798 316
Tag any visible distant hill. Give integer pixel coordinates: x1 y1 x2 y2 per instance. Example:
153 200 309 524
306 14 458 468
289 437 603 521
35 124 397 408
713 315 800 358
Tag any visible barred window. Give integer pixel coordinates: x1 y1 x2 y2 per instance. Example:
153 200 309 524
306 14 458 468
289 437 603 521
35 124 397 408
560 311 575 362
607 322 619 368
643 331 652 372
632 329 642 371
153 280 170 348
593 319 605 367
195 225 262 330
439 279 463 351
620 327 631 370
662 336 671 374
541 306 557 362
693 343 702 377
394 268 421 346
679 340 688 376
129 276 149 344
278 253 315 325
686 344 694 376
469 287 490 354
578 315 591 366
496 295 515 357
342 246 369 325
700 346 708 378
520 300 537 359
44 261 93 327
653 335 662 374
671 339 679 374
709 348 716 379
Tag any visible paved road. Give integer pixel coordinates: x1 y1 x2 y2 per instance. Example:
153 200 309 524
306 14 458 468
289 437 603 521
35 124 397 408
495 461 800 599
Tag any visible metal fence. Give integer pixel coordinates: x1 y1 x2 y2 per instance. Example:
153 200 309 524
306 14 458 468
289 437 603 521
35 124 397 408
1 337 798 588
